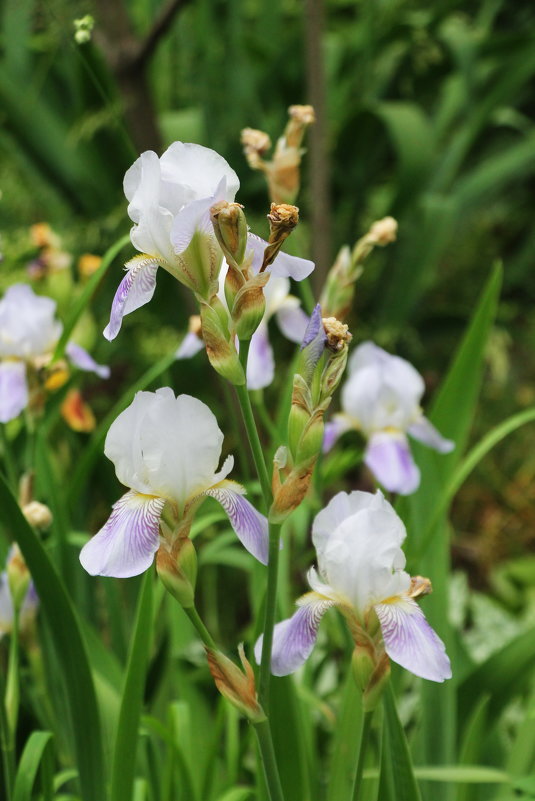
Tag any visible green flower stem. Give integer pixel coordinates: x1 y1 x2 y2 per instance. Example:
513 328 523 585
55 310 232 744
258 521 282 708
0 664 14 801
235 341 272 509
183 604 217 650
236 338 282 708
254 719 286 801
352 710 374 801
0 427 17 493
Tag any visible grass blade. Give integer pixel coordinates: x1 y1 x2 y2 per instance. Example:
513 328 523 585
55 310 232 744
13 731 53 801
111 570 154 801
0 475 106 801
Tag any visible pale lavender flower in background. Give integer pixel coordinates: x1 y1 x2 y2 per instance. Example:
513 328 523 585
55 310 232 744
323 341 453 494
104 142 240 341
0 284 109 423
79 388 269 578
256 490 451 682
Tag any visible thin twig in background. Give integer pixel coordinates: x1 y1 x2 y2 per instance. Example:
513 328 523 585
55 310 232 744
305 0 332 291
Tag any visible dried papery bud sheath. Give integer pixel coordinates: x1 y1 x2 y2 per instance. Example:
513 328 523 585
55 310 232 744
157 537 197 609
260 204 300 272
241 128 272 170
207 645 266 723
22 501 53 531
352 216 398 265
408 575 433 599
200 299 245 386
285 104 316 148
210 201 248 269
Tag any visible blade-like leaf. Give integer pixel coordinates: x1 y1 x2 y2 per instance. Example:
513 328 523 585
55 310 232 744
0 475 106 801
13 731 53 801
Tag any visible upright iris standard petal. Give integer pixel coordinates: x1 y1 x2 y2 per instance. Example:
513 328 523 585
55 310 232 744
103 256 159 341
375 597 451 682
66 342 110 379
364 432 421 495
255 593 335 676
0 361 29 423
80 491 166 578
408 417 455 454
205 480 269 565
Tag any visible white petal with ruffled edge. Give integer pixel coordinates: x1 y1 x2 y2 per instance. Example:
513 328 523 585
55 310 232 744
124 150 162 224
0 361 29 423
79 490 166 578
103 256 159 341
246 324 275 390
364 431 420 495
66 342 110 378
204 479 269 564
408 417 454 454
255 592 335 676
375 596 451 682
170 187 223 256
246 234 314 281
160 142 239 204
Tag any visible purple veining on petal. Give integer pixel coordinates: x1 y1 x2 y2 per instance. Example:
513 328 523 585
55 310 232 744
254 594 334 676
375 596 452 682
103 257 159 341
0 361 29 423
364 433 420 495
246 325 275 390
205 484 269 565
66 342 110 379
79 490 165 578
408 417 455 454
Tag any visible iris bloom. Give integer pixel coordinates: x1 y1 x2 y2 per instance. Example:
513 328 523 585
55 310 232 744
177 240 310 389
256 490 451 682
0 284 109 423
324 342 453 494
104 142 240 341
79 388 269 577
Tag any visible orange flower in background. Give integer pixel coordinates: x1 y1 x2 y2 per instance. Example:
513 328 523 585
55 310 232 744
61 389 96 432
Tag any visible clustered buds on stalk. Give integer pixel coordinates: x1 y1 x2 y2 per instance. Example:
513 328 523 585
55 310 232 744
203 200 303 382
241 105 315 204
270 307 352 522
320 216 398 320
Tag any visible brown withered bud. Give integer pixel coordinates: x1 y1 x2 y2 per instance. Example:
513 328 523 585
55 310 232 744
408 575 433 599
322 317 353 352
367 216 398 246
285 105 316 147
260 203 300 272
207 644 266 723
22 501 53 531
240 128 272 169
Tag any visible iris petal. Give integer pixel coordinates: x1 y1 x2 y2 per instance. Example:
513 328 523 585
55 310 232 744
375 596 451 682
80 490 165 578
103 256 159 341
205 480 269 565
